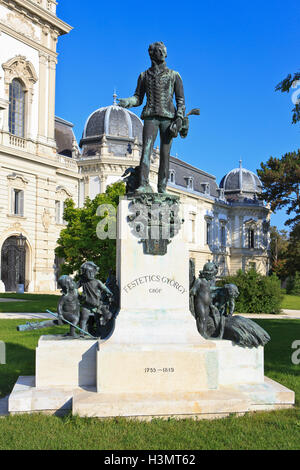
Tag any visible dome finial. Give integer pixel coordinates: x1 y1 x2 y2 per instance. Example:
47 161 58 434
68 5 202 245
239 159 243 193
113 89 117 106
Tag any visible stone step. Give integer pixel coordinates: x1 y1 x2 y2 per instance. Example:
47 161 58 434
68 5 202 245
8 375 295 418
72 388 252 419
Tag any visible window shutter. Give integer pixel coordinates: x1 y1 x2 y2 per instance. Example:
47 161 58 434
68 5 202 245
11 189 15 215
19 190 24 216
55 201 60 224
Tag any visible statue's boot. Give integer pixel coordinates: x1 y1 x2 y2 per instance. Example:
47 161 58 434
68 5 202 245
135 183 153 194
157 186 167 194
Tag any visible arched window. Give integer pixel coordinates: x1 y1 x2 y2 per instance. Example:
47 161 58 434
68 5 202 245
169 170 175 184
9 79 25 137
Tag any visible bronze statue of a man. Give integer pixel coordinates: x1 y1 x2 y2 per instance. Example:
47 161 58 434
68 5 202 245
118 42 185 194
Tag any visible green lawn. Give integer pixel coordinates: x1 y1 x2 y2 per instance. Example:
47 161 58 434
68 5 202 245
0 318 299 450
0 293 59 313
281 294 300 310
0 319 68 398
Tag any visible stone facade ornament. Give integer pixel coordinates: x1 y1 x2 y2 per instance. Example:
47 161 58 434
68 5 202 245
42 208 52 231
127 193 184 255
56 185 72 199
2 55 38 91
6 11 39 42
7 173 29 186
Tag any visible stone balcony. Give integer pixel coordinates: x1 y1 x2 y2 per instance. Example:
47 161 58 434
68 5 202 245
55 153 78 171
9 134 26 150
0 131 78 172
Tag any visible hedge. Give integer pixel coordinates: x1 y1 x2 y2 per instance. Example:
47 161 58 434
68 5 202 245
217 269 283 314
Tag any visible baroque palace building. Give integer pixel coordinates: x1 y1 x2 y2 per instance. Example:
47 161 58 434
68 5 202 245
0 0 270 292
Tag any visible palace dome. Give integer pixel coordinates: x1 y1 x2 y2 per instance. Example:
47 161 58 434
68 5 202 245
220 161 262 199
81 94 143 143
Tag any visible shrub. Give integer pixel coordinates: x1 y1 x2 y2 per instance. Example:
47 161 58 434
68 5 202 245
217 268 283 314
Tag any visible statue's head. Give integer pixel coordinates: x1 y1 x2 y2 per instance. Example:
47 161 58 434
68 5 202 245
225 284 239 299
201 261 218 281
58 275 76 294
80 261 99 281
148 42 167 63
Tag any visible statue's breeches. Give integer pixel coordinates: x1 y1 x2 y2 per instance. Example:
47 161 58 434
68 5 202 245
140 117 173 191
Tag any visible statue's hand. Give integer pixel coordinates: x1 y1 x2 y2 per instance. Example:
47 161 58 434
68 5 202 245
179 117 189 138
107 292 114 302
169 118 182 138
117 98 131 109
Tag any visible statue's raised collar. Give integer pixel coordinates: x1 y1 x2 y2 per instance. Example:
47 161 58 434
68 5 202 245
147 62 168 76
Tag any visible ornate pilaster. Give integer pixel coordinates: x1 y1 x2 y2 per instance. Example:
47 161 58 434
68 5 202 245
99 174 107 193
38 51 48 141
47 56 57 142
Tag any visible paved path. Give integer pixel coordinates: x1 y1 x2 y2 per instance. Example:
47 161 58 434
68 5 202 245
241 310 300 319
0 310 300 320
0 312 53 319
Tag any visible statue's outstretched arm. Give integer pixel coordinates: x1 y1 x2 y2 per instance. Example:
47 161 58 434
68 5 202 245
97 279 113 297
118 73 145 109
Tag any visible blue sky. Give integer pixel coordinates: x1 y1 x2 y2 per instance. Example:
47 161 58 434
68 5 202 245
55 0 300 230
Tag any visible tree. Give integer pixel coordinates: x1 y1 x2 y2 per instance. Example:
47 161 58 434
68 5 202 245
286 271 300 295
257 150 300 227
269 226 289 279
275 72 300 124
55 182 126 281
285 223 300 276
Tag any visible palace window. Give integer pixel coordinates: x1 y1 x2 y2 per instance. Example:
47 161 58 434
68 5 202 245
248 228 255 249
12 189 24 216
188 214 196 243
185 177 194 190
55 201 60 224
221 225 226 247
55 200 67 225
206 221 212 245
188 177 194 190
169 170 176 184
202 182 210 195
9 79 25 137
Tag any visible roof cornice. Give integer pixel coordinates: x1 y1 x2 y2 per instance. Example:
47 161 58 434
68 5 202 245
1 0 72 35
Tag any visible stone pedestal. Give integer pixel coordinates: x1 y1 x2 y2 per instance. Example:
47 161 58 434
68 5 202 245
97 198 217 394
77 197 292 417
36 336 98 388
8 197 295 418
116 198 191 320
